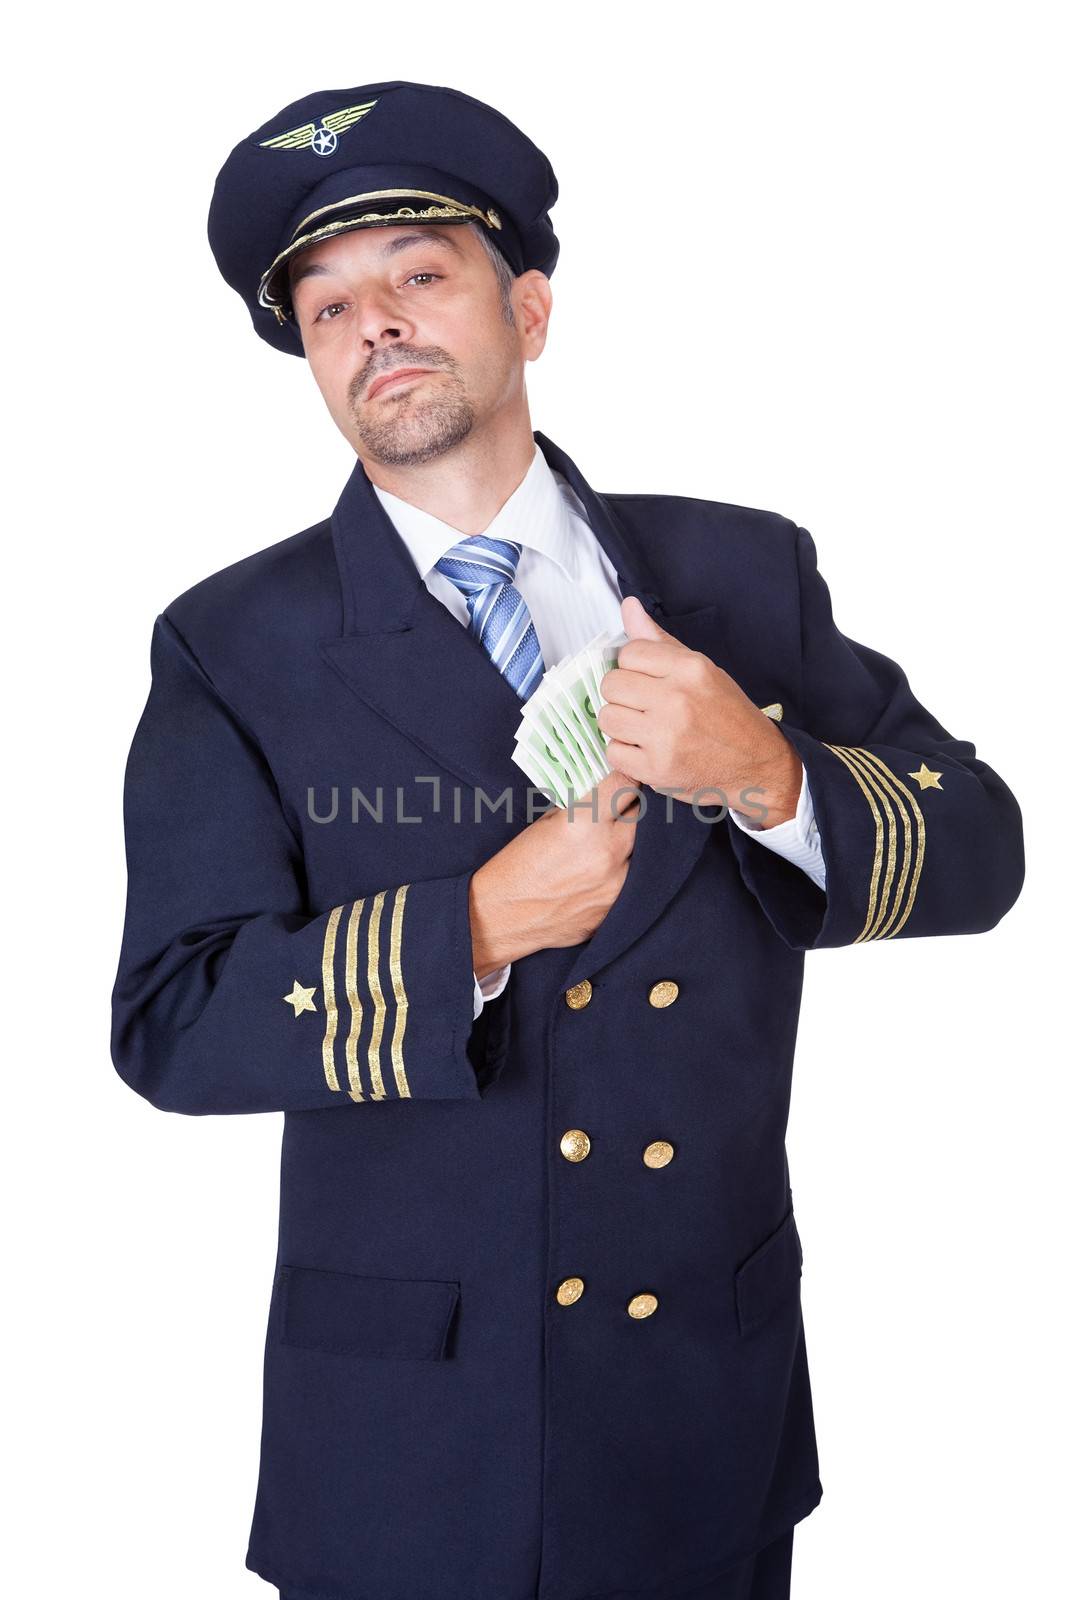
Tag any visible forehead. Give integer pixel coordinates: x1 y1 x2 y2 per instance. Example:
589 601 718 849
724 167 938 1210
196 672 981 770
288 224 468 289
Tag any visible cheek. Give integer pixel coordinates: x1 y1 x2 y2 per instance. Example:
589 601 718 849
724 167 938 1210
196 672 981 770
438 301 509 374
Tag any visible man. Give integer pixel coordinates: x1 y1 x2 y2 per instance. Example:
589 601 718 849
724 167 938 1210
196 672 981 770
110 80 1025 1600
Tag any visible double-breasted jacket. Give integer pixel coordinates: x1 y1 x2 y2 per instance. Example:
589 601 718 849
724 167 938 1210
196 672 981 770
111 429 1025 1600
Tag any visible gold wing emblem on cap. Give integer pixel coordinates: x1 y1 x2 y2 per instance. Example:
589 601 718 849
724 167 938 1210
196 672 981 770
259 99 378 150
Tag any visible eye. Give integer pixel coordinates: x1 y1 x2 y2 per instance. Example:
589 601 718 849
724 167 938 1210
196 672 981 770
311 273 442 324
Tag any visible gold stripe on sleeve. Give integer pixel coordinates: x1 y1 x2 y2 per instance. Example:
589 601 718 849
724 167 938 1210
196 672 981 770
320 905 343 1091
849 749 926 936
831 747 904 939
389 884 412 1097
822 745 894 941
365 890 389 1100
344 898 366 1102
844 749 913 938
823 745 928 940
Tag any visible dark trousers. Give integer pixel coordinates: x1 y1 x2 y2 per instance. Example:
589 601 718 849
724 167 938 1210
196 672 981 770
279 1526 793 1600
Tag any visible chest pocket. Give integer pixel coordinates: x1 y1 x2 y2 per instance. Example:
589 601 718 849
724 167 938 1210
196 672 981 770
734 1206 803 1337
275 1263 460 1360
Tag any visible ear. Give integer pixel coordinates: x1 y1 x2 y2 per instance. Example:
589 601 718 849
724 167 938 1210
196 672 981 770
620 593 672 642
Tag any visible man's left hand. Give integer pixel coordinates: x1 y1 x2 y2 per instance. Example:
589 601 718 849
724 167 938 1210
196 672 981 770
596 595 803 828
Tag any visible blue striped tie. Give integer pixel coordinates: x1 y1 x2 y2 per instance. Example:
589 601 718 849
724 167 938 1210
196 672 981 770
434 535 545 701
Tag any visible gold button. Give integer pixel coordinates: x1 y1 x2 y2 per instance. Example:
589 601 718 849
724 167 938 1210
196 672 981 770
643 1140 674 1168
648 979 679 1008
565 979 593 1009
556 1277 585 1305
627 1292 659 1319
560 1128 592 1162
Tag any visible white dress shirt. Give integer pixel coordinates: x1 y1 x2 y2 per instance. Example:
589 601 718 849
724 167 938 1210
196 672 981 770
370 444 826 1018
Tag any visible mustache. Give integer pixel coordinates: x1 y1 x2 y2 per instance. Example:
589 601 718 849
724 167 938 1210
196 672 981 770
355 347 455 399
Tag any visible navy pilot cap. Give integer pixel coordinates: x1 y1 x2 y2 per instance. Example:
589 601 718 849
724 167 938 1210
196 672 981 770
207 80 560 359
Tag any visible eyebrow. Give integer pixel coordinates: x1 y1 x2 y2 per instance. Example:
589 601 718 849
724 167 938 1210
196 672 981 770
289 227 463 291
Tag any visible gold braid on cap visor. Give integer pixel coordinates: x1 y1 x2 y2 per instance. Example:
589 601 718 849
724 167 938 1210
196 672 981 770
257 189 504 322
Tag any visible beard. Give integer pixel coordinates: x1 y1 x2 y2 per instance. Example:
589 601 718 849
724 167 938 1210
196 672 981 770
353 367 476 467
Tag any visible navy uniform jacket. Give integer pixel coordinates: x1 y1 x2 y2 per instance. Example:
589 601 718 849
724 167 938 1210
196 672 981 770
110 429 1024 1600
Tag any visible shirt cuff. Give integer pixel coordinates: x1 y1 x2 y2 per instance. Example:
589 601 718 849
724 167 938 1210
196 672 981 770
473 963 512 1020
727 761 826 892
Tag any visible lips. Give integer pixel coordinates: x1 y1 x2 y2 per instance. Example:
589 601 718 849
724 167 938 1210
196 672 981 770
366 367 432 400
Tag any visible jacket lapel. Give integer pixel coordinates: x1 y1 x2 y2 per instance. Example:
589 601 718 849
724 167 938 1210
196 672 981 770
554 598 723 995
319 430 726 988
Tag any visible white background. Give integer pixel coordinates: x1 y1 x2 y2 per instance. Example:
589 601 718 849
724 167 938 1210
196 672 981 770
5 3 1063 1596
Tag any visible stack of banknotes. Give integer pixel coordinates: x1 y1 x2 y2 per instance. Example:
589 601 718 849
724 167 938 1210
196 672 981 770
511 629 631 807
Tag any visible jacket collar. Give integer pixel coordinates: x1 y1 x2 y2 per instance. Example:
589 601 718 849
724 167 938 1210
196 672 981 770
327 428 665 635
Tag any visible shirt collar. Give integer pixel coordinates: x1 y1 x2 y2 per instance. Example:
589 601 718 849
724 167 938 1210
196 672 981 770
369 441 582 583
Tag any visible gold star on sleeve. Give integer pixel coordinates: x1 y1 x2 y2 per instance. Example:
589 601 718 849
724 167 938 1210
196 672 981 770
908 762 943 790
283 980 318 1016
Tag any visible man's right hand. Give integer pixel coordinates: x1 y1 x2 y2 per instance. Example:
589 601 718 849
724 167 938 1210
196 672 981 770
469 769 643 980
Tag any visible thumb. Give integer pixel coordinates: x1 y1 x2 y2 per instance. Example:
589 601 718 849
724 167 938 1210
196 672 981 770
620 593 669 642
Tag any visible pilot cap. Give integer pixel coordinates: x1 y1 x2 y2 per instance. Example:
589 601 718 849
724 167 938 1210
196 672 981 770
207 79 560 358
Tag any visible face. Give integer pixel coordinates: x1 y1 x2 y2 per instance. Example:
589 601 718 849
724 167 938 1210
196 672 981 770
287 222 551 467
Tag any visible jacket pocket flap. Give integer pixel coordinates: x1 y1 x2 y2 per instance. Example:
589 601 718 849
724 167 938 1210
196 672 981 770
277 1265 460 1359
734 1208 803 1337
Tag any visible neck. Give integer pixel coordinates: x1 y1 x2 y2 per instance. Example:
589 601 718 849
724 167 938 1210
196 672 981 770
361 415 537 536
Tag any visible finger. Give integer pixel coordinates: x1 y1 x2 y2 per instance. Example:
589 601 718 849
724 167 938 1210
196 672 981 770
607 779 643 816
616 637 678 677
572 768 636 812
599 665 658 708
595 767 643 818
604 738 647 785
596 700 646 746
597 766 641 800
619 593 674 642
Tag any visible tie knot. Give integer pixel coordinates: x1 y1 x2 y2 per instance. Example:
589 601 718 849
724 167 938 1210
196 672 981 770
434 534 521 594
